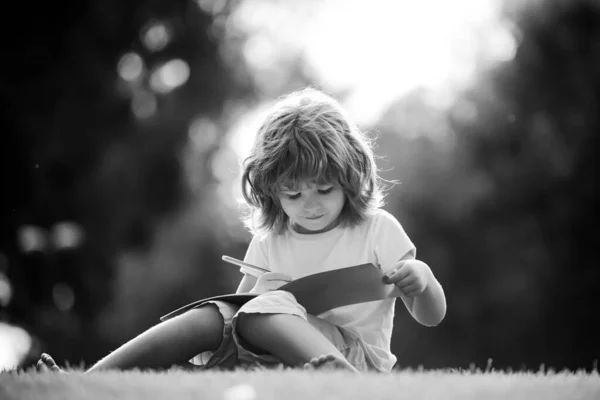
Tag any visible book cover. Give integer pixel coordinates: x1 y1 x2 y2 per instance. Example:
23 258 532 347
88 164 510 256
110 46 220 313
160 263 401 321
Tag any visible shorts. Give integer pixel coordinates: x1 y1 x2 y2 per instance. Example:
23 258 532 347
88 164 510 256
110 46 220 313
186 290 380 372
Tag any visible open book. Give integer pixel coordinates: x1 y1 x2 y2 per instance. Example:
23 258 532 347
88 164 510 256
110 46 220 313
161 263 402 321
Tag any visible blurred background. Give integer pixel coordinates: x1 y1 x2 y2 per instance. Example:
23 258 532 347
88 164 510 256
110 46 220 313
1 0 598 372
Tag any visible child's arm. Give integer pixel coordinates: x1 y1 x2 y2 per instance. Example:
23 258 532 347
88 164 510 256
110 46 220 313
403 265 446 327
384 257 446 327
236 274 258 294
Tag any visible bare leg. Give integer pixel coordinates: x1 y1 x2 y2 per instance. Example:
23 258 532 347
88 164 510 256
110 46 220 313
37 305 224 373
237 313 358 372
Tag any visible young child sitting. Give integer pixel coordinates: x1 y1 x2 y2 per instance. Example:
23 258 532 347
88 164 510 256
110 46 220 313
38 87 446 373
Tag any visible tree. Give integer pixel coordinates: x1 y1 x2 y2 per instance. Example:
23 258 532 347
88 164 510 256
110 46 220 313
448 0 600 369
1 0 240 366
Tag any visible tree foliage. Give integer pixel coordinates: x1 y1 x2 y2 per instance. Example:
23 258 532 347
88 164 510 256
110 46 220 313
375 0 600 370
1 0 239 365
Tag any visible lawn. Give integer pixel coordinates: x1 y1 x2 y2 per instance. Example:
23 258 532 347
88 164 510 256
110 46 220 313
1 368 599 400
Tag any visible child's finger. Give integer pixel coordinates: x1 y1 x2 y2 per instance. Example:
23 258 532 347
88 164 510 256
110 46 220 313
400 282 420 294
391 273 416 287
251 272 293 294
383 266 411 283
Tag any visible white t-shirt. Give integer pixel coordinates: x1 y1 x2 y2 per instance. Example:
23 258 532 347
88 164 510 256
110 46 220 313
242 208 416 372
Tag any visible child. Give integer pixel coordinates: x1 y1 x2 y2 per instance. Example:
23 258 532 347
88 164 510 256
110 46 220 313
37 87 446 374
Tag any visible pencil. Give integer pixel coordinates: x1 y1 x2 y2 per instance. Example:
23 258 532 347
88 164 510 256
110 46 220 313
221 255 269 275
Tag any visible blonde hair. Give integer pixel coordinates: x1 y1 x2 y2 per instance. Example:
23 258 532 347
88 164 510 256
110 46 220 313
241 87 384 236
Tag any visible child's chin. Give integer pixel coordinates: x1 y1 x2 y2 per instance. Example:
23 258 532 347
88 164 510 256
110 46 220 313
302 219 337 233
293 221 323 233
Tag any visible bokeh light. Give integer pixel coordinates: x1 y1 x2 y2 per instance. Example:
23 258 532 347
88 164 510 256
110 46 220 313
188 117 219 153
141 20 172 52
17 225 48 253
49 221 84 250
0 323 32 371
0 272 12 307
117 52 145 82
149 59 191 94
131 90 158 119
52 282 76 312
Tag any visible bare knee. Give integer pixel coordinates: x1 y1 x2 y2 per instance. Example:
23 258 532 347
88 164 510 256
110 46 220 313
170 304 225 351
236 312 269 345
237 312 304 347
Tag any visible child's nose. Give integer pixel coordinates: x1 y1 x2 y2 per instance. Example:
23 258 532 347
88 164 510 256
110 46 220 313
303 195 321 212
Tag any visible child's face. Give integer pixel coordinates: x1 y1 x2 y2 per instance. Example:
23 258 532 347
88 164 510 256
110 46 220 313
276 179 345 234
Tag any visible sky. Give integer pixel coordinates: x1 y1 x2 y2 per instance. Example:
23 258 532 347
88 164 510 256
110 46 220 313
300 0 517 124
218 0 519 158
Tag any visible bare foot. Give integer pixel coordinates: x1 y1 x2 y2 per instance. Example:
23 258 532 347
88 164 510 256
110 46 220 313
303 354 358 372
36 353 67 374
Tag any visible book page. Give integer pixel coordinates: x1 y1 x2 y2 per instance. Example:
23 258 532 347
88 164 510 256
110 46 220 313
280 263 401 315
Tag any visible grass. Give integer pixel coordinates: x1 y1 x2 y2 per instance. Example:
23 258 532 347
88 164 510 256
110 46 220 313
1 368 599 400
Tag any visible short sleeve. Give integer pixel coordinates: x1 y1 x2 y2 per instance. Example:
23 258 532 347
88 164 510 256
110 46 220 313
242 235 270 275
373 210 416 275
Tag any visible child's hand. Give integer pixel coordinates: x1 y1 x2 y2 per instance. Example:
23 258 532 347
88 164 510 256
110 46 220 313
383 260 431 298
250 272 293 294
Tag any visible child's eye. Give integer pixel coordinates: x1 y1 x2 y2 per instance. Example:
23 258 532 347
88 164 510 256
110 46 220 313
318 187 334 195
286 193 301 200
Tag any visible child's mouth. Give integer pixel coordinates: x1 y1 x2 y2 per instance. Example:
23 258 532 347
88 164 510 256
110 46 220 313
304 215 324 220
